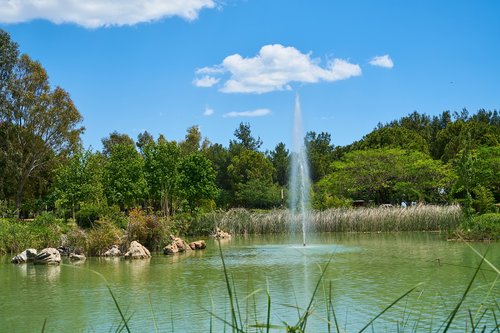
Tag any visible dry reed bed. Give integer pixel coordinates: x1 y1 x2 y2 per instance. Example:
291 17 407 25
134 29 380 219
212 205 463 235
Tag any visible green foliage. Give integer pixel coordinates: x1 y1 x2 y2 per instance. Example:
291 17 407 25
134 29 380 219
0 218 63 254
142 137 181 215
179 125 202 156
268 142 289 187
234 179 283 209
75 205 102 228
305 131 335 182
0 49 83 214
458 213 500 241
177 153 218 214
354 126 429 153
103 142 146 209
53 148 104 218
229 122 263 152
171 212 194 236
319 148 451 205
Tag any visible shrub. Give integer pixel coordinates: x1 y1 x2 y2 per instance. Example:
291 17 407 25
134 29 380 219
0 218 63 254
464 213 500 240
86 221 124 256
75 205 102 228
126 208 169 251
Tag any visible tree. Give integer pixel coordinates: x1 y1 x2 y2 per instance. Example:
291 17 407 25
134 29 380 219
304 131 335 183
103 142 146 210
177 153 218 214
179 125 202 156
102 131 135 157
142 136 181 215
1 49 83 213
203 143 232 207
230 122 263 152
355 126 429 154
318 148 451 205
268 142 289 187
136 131 154 153
53 149 104 219
227 149 277 208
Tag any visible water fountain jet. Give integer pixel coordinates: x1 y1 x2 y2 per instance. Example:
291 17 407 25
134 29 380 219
289 95 311 246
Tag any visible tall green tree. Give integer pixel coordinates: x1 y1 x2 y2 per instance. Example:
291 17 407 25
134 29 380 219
179 125 202 156
229 122 263 153
268 142 289 187
103 142 146 210
142 136 181 215
203 143 232 207
53 149 104 219
227 149 279 208
0 49 83 213
304 131 335 183
177 153 218 214
102 131 135 157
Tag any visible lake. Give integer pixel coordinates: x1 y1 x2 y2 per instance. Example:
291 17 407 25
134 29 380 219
1 232 498 332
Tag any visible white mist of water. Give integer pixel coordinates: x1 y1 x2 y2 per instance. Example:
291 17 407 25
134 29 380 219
289 95 311 246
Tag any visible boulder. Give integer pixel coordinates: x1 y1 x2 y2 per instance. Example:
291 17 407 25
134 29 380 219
163 243 179 255
34 248 61 265
11 248 38 264
170 235 192 252
213 227 231 240
103 245 122 257
57 246 71 256
124 241 151 259
69 253 86 261
189 240 206 250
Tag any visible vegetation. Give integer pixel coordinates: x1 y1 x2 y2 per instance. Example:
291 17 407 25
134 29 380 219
207 205 463 235
1 29 499 242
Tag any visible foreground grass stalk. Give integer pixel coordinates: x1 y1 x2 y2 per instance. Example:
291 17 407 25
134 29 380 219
442 253 486 332
217 240 245 333
358 284 423 333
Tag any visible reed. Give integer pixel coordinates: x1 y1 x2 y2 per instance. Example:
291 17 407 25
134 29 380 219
209 205 463 235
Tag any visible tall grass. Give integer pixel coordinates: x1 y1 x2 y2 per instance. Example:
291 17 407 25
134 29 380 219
206 205 463 235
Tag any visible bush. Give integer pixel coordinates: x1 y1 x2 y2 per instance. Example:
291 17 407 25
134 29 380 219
0 218 63 254
126 208 169 251
86 221 124 256
463 213 500 240
75 205 102 228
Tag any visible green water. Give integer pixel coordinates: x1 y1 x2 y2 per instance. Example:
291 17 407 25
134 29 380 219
0 233 498 332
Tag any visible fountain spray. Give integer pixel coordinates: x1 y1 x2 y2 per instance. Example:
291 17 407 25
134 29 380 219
289 95 311 246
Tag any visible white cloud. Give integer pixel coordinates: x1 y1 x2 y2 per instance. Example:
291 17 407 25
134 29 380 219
223 108 271 118
0 0 217 28
369 54 394 69
193 75 220 88
194 44 362 94
203 105 214 116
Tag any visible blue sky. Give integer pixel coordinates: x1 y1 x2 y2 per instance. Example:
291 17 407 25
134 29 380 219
1 0 499 151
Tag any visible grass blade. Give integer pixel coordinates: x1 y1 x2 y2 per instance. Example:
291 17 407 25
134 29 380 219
358 283 422 333
442 255 485 333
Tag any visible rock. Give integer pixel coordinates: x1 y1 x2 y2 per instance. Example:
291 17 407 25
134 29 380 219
103 245 122 257
69 253 86 261
57 246 71 256
171 235 192 252
189 240 206 250
11 248 38 264
213 227 231 240
163 235 193 255
163 243 179 255
124 241 151 259
34 248 61 265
